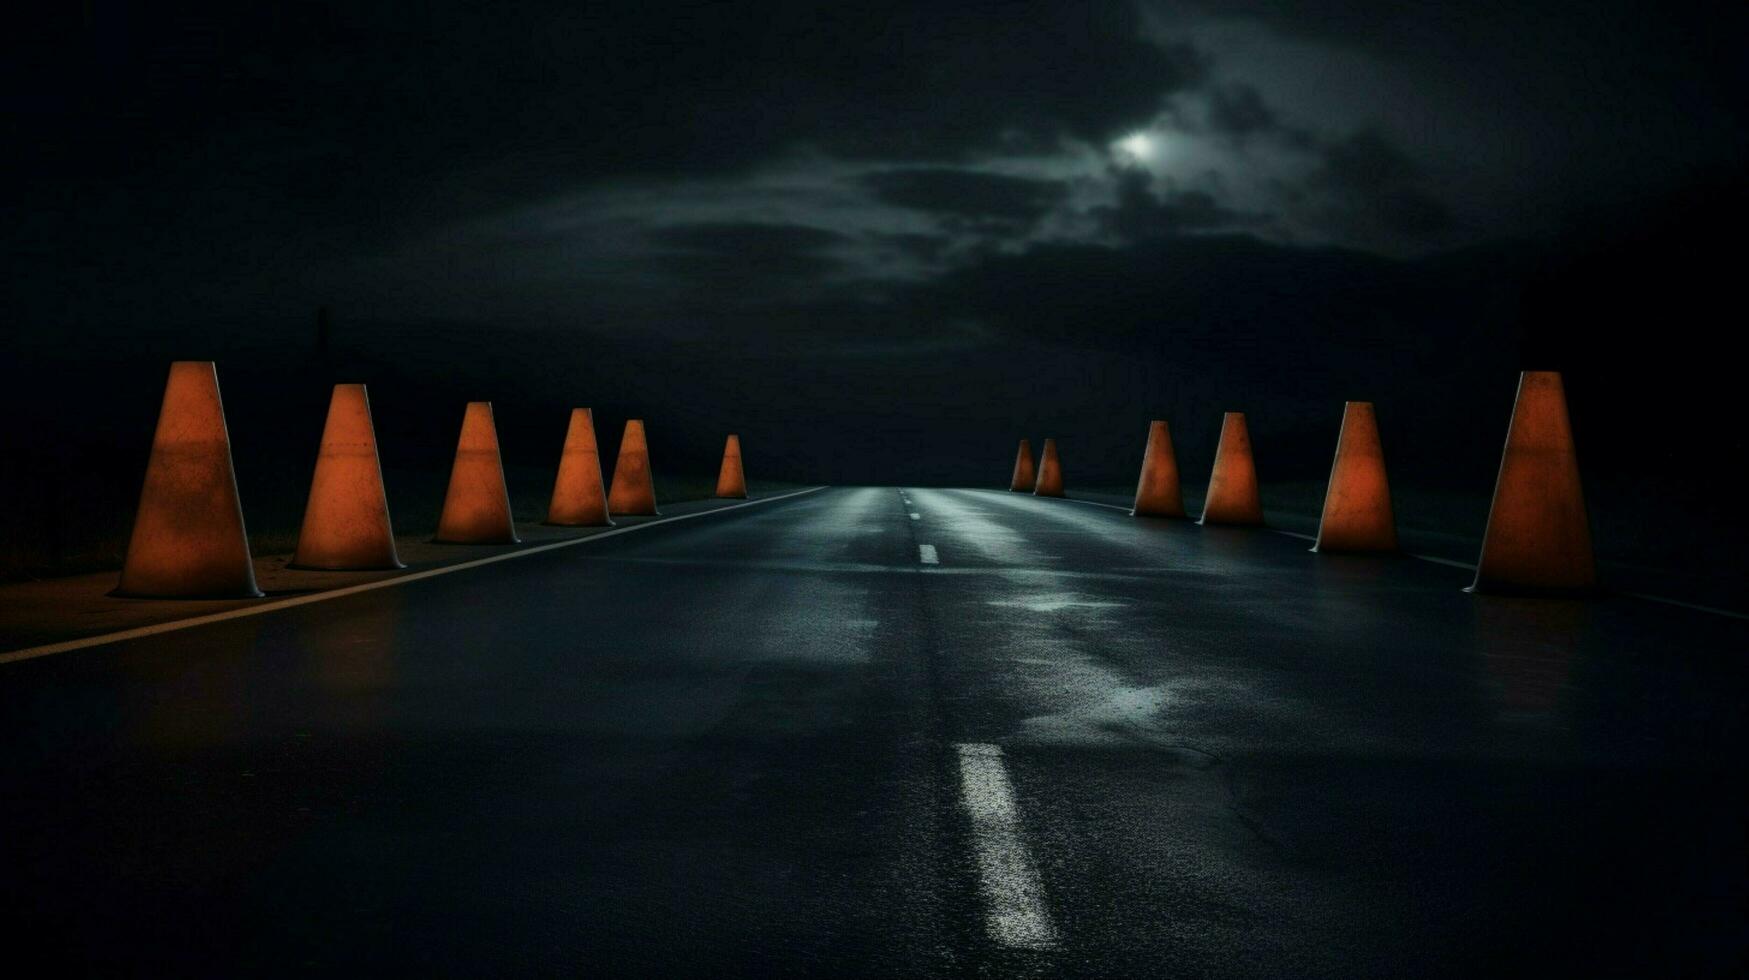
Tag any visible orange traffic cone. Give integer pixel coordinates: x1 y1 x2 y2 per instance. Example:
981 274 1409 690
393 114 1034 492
715 434 748 499
1033 438 1064 497
1009 439 1036 492
291 384 404 569
115 361 263 598
1131 420 1185 517
1199 412 1263 525
545 408 614 526
434 402 519 544
607 419 659 515
1469 371 1595 594
1312 402 1397 553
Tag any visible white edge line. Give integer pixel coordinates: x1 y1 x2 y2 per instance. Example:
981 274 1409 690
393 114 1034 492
1006 490 1749 621
954 742 1059 951
1056 496 1130 513
1618 592 1749 621
0 486 830 666
1406 552 1475 570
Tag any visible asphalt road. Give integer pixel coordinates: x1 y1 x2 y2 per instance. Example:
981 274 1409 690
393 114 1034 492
2 486 1744 977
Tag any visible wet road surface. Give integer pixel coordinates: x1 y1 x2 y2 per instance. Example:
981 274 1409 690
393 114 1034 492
2 487 1744 976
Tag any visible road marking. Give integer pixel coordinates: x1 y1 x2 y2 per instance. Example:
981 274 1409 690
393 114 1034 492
1618 592 1749 621
909 512 921 520
953 743 1059 951
1406 552 1474 569
918 544 939 565
0 486 830 666
1023 492 1749 620
1056 497 1129 513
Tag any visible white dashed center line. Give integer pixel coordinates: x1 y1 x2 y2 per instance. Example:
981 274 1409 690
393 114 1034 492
954 743 1059 951
918 544 939 564
909 512 921 520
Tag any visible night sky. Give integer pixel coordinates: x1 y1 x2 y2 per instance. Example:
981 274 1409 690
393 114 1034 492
4 2 1747 576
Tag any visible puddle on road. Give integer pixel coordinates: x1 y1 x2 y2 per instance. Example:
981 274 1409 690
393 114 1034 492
923 500 1051 566
986 593 1128 614
1005 644 1180 747
1021 679 1173 743
758 614 880 665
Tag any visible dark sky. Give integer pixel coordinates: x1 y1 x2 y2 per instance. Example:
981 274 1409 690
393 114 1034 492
4 1 1746 500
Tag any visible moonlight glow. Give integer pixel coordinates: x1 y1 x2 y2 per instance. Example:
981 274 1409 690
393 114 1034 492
1115 131 1159 165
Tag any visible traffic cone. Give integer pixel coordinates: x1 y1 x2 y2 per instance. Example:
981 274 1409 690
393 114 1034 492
1469 371 1595 594
545 408 613 526
715 434 748 499
1033 438 1064 497
1009 439 1036 492
1312 402 1397 553
291 384 403 569
115 361 263 598
1199 412 1263 525
434 402 519 544
1130 420 1185 517
607 419 659 515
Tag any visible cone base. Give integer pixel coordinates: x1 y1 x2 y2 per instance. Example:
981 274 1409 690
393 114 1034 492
714 492 748 500
542 518 615 528
1198 515 1263 527
288 559 407 571
431 534 521 545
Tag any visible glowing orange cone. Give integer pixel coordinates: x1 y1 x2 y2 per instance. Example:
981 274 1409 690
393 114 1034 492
1033 438 1064 497
1009 439 1036 492
434 402 519 544
1199 412 1263 525
291 384 403 569
607 419 659 516
116 361 263 598
1469 371 1595 594
1131 420 1185 517
715 434 747 499
1312 402 1397 553
545 408 614 526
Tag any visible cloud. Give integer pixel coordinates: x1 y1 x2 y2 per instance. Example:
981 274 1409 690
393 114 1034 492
642 221 850 294
648 222 847 255
10 0 1745 353
7 0 1225 331
1092 169 1255 241
866 231 956 265
1308 129 1455 242
860 169 1071 231
912 234 1410 351
1317 129 1419 195
1203 83 1277 138
766 3 1207 160
13 1 1206 203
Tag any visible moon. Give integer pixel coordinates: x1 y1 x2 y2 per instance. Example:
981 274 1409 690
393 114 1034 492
1115 131 1159 165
